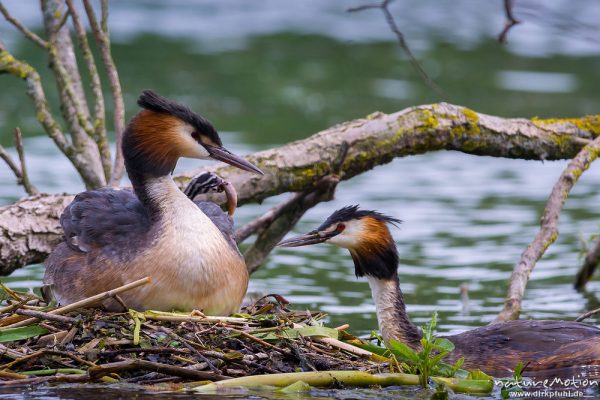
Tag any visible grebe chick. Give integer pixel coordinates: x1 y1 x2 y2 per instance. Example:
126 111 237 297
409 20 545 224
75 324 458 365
43 90 263 315
278 205 600 375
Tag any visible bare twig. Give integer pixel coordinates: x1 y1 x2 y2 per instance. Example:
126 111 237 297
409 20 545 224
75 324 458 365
0 2 48 49
4 277 151 328
498 0 521 44
575 307 600 322
13 128 38 195
0 145 21 186
88 358 228 381
495 134 600 323
0 128 39 196
574 236 600 289
14 309 76 324
66 0 111 181
83 0 126 186
348 0 446 99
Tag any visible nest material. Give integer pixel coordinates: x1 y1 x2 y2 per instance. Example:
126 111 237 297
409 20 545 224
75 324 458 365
0 280 381 391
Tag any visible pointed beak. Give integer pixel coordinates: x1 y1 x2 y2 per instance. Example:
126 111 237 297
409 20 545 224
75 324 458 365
206 145 263 175
278 230 337 247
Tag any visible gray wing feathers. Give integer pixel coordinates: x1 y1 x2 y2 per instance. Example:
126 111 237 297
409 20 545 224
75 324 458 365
61 188 151 254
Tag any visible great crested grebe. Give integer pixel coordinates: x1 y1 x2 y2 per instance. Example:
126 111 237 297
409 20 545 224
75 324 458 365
278 205 600 375
43 90 263 315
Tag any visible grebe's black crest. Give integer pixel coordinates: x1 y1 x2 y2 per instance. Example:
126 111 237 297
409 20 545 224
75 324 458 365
318 204 402 231
137 90 222 146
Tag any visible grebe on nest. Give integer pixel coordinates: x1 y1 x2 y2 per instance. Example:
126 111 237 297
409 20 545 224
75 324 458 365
279 205 600 375
43 90 262 315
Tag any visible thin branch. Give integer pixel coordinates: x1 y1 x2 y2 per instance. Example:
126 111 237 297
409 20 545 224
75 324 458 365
348 0 446 99
498 0 521 44
574 236 600 289
66 0 111 180
100 0 108 33
54 8 70 33
575 306 600 323
0 129 38 196
13 128 39 195
495 133 600 323
243 175 339 274
83 0 126 186
0 144 21 184
0 2 48 49
0 50 72 158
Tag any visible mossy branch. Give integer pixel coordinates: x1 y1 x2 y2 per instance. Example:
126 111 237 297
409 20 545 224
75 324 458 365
66 0 111 181
495 132 600 322
83 0 126 186
1 103 599 274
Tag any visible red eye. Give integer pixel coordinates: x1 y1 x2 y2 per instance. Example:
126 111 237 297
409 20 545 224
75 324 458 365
336 223 346 232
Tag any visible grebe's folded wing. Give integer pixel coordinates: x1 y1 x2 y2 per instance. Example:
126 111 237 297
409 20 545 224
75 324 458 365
61 188 151 254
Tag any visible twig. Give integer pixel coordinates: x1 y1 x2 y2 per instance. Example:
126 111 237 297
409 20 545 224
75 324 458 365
0 144 21 186
495 134 600 323
0 2 48 49
575 307 600 322
229 328 291 356
83 0 126 186
0 128 38 195
3 277 151 328
13 128 38 195
88 359 228 381
0 373 88 386
98 347 189 358
66 0 111 181
574 236 600 289
157 326 219 373
498 0 521 44
348 0 446 99
14 309 76 324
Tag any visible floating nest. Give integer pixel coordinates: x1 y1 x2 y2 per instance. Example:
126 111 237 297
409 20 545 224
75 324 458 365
0 278 497 396
0 278 386 392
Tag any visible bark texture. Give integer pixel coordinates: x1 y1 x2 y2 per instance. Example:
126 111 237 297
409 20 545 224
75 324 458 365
1 103 599 275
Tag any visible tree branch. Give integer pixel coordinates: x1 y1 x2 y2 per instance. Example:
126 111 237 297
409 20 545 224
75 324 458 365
0 43 107 189
243 175 339 274
574 237 600 290
494 133 600 323
83 0 126 186
13 127 39 196
498 0 521 44
1 103 599 274
42 0 105 189
348 0 446 99
0 2 49 49
65 0 111 181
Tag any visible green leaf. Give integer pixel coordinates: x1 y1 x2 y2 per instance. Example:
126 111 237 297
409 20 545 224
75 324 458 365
430 351 449 366
513 361 524 379
466 369 493 381
433 338 455 352
388 339 419 364
0 325 48 343
277 380 311 393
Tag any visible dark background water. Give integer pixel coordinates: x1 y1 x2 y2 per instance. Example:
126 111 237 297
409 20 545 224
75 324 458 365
1 1 599 398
